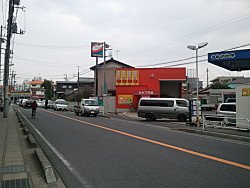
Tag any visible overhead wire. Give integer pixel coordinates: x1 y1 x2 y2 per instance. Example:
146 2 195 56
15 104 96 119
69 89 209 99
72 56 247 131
14 57 80 67
14 42 89 50
136 43 250 68
125 12 250 58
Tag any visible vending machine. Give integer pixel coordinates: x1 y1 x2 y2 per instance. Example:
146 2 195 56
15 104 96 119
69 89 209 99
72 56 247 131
188 98 202 126
236 84 250 129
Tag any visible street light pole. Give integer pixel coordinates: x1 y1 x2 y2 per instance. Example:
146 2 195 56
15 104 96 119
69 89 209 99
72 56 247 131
187 42 208 126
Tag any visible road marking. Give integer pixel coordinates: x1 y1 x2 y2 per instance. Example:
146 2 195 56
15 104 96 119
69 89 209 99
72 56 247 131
18 110 92 188
43 110 250 171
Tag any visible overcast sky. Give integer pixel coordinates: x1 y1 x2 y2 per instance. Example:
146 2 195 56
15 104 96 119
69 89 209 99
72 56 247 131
1 0 250 85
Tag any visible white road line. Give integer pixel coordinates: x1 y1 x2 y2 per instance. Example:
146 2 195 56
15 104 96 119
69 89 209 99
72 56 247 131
18 110 92 188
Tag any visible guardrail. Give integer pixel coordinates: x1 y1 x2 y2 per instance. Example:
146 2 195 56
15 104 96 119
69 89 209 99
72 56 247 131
202 115 250 131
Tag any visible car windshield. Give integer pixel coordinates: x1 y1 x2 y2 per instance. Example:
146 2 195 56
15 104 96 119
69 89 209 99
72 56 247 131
57 101 67 105
85 100 98 106
176 100 188 107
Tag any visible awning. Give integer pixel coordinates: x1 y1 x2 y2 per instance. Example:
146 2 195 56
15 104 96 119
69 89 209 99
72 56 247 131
208 49 250 71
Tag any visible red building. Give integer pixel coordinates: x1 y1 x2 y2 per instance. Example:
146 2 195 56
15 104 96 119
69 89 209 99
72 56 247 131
115 68 186 111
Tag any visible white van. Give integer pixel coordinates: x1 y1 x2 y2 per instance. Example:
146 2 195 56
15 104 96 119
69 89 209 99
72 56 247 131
137 98 189 122
74 99 99 116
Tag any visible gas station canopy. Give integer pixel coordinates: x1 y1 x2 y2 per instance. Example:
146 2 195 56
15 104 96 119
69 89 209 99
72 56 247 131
208 49 250 71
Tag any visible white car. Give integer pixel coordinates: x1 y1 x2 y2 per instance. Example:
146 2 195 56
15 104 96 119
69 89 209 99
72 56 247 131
37 101 43 107
53 99 68 111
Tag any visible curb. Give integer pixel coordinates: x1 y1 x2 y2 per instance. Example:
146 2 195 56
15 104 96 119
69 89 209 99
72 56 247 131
177 128 250 142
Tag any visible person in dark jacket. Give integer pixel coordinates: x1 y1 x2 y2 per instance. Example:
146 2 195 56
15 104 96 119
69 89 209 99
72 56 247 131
45 99 48 109
31 101 38 117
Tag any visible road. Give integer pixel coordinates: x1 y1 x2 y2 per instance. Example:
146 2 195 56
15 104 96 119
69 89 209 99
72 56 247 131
18 107 250 188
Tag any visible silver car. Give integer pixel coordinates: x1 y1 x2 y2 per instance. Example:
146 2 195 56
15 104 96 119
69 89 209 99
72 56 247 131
137 98 189 122
216 103 236 124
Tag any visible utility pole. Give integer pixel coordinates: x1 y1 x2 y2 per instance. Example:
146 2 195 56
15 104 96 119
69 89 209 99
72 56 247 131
51 80 53 99
206 68 209 88
116 50 120 59
94 57 98 97
77 66 80 104
77 66 80 93
64 74 68 81
3 0 15 118
10 70 14 91
0 25 4 84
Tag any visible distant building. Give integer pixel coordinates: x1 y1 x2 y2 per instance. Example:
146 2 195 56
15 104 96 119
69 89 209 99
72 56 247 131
29 80 45 99
56 77 94 98
186 77 203 91
14 80 30 92
90 58 134 96
210 76 250 87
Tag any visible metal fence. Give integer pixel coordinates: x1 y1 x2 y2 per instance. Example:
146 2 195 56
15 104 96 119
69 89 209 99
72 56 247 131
202 115 250 131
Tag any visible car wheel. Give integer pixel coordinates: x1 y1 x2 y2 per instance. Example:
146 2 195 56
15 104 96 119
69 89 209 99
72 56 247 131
178 114 187 122
145 113 154 121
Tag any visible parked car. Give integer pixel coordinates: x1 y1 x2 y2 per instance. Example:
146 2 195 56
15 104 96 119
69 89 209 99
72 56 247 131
19 99 24 107
74 98 99 116
47 100 55 108
53 99 68 111
216 103 236 125
225 98 236 103
137 98 189 122
23 99 33 108
37 100 43 107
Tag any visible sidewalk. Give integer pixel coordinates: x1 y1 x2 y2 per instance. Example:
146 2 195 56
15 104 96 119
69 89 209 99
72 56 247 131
110 112 250 142
0 107 65 188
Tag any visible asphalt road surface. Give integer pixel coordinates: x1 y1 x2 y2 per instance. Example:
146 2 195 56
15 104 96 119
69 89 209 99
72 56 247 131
18 107 250 188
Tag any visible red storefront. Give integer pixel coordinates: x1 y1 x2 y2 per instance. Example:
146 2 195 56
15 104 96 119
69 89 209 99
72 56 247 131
115 68 186 111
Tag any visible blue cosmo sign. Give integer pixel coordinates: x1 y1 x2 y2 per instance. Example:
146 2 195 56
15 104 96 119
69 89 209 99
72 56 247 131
208 49 250 71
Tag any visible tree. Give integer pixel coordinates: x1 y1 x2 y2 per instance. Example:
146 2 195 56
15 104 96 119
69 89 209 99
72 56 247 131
65 85 93 102
41 79 52 99
210 82 230 89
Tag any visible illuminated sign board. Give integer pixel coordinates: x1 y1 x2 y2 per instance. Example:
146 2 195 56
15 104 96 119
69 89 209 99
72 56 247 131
91 42 103 57
208 49 250 71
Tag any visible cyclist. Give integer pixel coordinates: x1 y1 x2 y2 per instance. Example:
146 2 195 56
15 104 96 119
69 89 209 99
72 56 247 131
31 101 38 118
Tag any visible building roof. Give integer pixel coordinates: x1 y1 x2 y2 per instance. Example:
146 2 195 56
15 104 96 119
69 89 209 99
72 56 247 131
89 58 134 70
210 76 250 83
56 77 94 84
28 80 44 85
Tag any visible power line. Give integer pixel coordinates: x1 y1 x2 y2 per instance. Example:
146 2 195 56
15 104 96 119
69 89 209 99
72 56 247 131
137 55 206 68
15 42 89 49
136 43 250 68
125 12 250 58
14 57 80 67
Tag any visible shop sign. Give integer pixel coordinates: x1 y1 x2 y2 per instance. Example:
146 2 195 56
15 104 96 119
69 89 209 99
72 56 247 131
116 70 139 85
91 42 103 57
118 95 133 104
242 88 250 96
134 90 159 95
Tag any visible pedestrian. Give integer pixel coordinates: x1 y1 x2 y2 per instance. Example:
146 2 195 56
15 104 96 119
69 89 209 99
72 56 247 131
31 101 38 118
0 100 3 112
45 99 48 109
